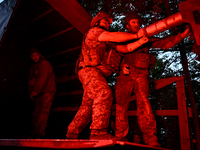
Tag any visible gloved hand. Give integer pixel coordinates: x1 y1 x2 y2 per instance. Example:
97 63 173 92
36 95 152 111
137 28 146 38
30 91 38 100
122 64 130 75
181 28 191 39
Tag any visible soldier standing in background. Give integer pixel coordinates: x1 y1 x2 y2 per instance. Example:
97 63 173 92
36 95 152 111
28 48 56 138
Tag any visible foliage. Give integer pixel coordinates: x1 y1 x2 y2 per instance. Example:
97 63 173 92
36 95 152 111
78 0 185 30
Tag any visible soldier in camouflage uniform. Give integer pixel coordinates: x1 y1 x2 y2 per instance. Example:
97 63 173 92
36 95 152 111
66 11 149 140
28 48 56 138
115 12 190 147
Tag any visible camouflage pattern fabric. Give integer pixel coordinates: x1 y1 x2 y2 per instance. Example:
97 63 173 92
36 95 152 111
31 92 55 137
66 67 113 138
115 69 157 144
81 27 106 67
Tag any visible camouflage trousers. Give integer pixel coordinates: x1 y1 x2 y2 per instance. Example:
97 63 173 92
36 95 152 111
32 92 55 137
115 73 158 144
66 67 113 138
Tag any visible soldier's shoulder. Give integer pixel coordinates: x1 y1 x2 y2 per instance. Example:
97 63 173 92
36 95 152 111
89 27 105 35
86 27 105 41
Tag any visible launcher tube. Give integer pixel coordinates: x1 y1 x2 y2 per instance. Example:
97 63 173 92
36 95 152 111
145 12 183 37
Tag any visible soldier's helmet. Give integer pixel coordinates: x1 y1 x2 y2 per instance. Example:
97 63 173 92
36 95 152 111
124 12 141 27
91 11 113 27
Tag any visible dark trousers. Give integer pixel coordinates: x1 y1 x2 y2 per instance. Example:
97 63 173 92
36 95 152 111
32 92 55 137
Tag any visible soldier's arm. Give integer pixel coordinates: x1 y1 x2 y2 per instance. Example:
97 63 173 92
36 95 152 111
98 28 145 42
116 36 149 53
151 28 190 49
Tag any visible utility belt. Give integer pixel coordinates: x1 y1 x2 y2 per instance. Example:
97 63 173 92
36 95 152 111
78 65 94 70
78 66 84 70
78 65 112 77
125 65 149 76
129 65 148 71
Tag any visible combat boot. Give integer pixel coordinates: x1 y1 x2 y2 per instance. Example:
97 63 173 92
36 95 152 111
66 132 79 139
143 133 161 147
90 129 114 140
148 141 161 147
133 134 141 143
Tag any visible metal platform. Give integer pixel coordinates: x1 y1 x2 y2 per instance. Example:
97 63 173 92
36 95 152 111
0 139 171 150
